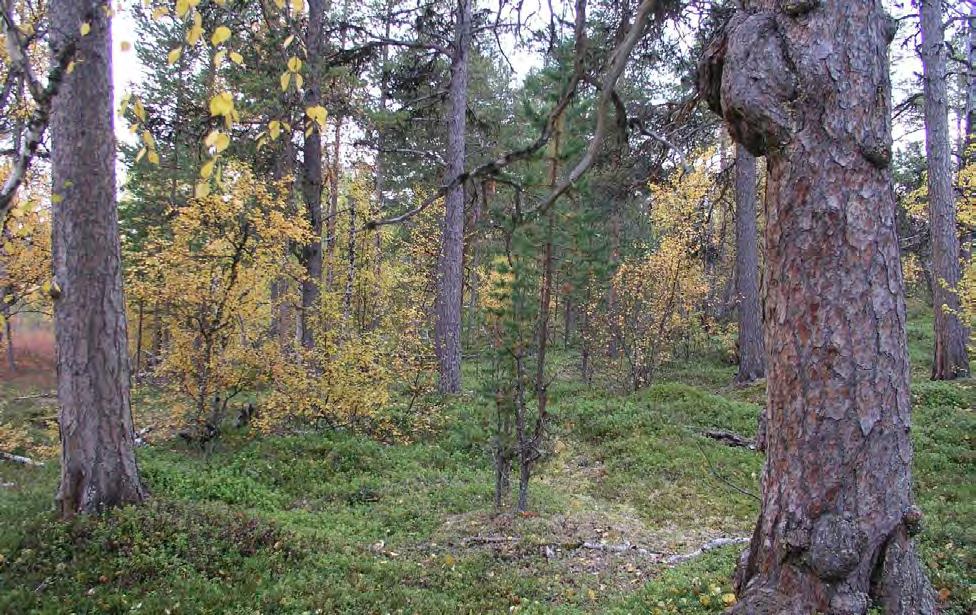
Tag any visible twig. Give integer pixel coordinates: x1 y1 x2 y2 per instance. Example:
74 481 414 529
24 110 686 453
694 439 759 501
462 535 520 546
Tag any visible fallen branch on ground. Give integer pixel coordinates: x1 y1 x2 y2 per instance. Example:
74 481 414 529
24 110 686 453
665 536 749 565
458 533 749 566
462 535 520 546
13 392 56 401
0 451 44 466
702 429 755 449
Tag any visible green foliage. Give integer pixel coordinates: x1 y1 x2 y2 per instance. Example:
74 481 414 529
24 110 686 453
607 548 740 613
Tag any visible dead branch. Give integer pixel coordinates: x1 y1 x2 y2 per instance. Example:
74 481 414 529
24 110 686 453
13 392 55 401
702 429 755 449
0 451 44 466
462 535 521 546
664 536 749 565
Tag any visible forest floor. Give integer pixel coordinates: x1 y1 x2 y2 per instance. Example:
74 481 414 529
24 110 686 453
0 303 973 614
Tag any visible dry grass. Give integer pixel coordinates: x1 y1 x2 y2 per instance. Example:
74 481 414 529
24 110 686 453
0 320 56 387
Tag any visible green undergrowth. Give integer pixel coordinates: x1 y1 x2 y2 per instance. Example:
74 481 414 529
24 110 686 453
0 310 972 613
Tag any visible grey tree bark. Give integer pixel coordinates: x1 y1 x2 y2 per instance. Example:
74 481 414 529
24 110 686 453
700 1 935 612
270 135 296 349
921 0 968 379
299 0 325 349
964 2 976 167
50 0 145 517
434 0 471 394
342 179 356 321
734 144 764 384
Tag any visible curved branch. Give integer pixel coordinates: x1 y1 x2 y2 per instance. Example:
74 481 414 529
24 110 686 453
520 0 658 222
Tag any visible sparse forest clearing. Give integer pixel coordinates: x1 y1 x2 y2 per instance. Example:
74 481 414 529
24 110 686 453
1 305 973 613
2 0 975 612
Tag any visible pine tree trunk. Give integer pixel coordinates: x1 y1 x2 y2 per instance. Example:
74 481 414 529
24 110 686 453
734 145 764 383
921 0 968 379
50 0 145 517
342 184 356 321
700 2 935 612
965 3 976 168
299 0 325 349
434 0 471 394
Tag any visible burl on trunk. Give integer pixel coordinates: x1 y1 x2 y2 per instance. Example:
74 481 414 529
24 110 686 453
699 1 935 612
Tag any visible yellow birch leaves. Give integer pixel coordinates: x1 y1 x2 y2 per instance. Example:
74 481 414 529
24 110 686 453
281 56 304 91
210 26 231 46
306 105 327 131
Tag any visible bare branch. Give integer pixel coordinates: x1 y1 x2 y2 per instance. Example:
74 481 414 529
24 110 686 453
0 13 78 232
521 0 659 221
363 0 590 230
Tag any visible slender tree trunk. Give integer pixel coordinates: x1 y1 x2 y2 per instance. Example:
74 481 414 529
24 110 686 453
701 2 935 612
965 3 976 168
921 0 969 379
734 145 764 383
326 118 342 290
134 301 143 381
517 210 555 513
960 2 976 260
434 0 471 394
50 0 145 517
606 210 620 359
270 137 296 349
299 0 325 349
342 183 356 321
372 0 393 290
3 309 14 375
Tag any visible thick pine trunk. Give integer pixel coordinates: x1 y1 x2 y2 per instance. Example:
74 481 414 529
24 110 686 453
50 0 145 517
299 0 325 349
434 0 471 394
700 1 935 612
734 144 764 383
921 0 968 379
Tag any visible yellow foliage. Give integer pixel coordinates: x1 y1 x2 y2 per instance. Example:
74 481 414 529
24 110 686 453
127 166 439 442
126 162 308 436
1 167 52 320
585 154 713 390
593 237 707 390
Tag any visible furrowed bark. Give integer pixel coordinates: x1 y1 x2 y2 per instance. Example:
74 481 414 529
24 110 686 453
920 0 968 380
51 0 145 517
734 144 764 383
963 2 976 168
434 0 471 394
299 0 325 349
699 1 935 612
